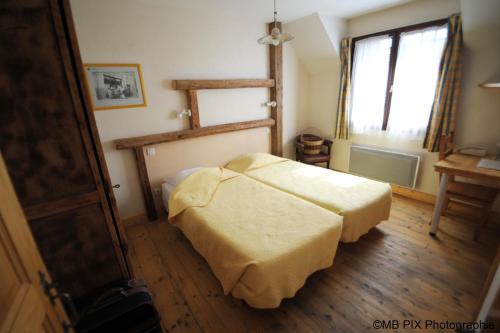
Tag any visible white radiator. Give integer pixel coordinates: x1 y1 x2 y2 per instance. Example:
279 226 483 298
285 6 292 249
349 145 420 188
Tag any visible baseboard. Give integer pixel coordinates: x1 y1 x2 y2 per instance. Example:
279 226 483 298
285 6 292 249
391 184 436 205
122 213 148 227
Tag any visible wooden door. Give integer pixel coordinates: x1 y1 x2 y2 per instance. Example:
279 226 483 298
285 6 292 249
0 154 72 333
0 0 129 298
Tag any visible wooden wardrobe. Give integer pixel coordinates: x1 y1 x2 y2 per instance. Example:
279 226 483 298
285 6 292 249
0 0 131 299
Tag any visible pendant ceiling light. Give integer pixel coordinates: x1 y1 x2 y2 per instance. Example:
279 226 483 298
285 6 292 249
258 0 294 46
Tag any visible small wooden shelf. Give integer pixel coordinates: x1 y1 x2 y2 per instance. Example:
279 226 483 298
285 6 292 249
479 82 500 88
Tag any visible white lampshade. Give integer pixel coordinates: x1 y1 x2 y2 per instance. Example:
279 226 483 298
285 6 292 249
258 0 294 46
258 27 294 46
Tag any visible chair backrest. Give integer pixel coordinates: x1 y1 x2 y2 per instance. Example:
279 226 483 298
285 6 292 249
295 135 304 150
439 132 454 160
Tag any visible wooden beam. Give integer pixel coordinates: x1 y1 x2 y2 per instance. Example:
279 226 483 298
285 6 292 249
269 22 283 157
133 147 158 221
186 90 200 129
115 118 275 150
172 79 275 90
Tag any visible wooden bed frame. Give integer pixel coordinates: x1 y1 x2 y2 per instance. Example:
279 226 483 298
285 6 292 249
115 22 284 221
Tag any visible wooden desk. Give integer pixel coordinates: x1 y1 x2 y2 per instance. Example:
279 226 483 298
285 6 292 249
430 154 500 235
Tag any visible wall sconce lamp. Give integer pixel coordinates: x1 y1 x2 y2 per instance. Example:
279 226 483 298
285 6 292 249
262 101 277 108
178 109 192 118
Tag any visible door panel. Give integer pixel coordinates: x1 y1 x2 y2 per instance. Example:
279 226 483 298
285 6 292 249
0 0 96 207
30 203 123 297
0 154 70 333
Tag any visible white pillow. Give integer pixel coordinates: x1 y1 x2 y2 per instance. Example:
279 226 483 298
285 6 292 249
164 167 204 187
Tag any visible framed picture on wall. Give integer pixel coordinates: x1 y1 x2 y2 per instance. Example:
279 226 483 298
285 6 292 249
83 63 147 110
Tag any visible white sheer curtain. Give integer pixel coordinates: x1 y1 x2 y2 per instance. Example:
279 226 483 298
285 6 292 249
350 35 392 134
386 25 448 138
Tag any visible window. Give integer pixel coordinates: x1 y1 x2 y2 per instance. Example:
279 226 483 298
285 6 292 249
350 35 392 134
350 20 448 138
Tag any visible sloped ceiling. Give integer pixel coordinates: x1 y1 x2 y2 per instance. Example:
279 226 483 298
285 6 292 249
284 14 344 74
277 0 411 75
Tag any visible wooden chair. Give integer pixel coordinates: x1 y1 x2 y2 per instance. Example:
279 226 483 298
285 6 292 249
295 135 333 168
438 133 498 240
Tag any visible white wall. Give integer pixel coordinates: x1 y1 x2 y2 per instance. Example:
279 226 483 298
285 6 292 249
457 0 500 152
284 15 345 141
307 72 340 138
306 16 345 141
70 0 309 218
283 45 310 156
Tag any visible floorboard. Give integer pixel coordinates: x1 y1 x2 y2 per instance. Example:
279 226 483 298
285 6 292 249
126 195 499 332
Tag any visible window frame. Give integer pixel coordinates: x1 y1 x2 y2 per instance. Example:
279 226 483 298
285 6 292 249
351 18 448 131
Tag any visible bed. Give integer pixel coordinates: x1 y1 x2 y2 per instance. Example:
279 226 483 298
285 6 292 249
226 153 392 242
165 167 343 309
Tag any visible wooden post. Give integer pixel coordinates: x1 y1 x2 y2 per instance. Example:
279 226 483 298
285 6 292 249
133 147 158 221
186 90 201 129
269 21 283 157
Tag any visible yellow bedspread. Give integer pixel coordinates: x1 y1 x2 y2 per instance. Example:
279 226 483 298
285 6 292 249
226 153 392 242
168 167 343 309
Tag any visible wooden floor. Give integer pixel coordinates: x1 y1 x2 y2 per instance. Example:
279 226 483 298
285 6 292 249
126 195 500 332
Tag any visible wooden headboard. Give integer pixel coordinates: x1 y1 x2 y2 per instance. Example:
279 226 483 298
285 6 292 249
115 22 283 221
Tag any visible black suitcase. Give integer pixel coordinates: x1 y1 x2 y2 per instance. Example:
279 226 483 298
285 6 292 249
74 279 161 333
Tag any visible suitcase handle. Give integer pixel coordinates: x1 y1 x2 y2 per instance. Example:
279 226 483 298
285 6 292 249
59 292 79 329
88 280 147 309
82 287 128 315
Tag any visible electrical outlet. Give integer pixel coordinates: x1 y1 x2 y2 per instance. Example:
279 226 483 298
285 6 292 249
147 147 156 156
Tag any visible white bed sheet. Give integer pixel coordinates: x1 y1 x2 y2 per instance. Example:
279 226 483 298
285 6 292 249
161 182 176 211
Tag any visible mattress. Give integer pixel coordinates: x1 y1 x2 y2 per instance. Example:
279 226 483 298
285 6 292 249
168 167 343 308
226 153 392 242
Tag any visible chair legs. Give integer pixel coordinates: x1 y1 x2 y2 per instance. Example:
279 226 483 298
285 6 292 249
425 185 494 240
473 203 492 241
440 192 451 216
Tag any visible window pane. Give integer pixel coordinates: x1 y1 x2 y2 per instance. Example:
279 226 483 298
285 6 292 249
350 35 392 134
387 25 448 138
